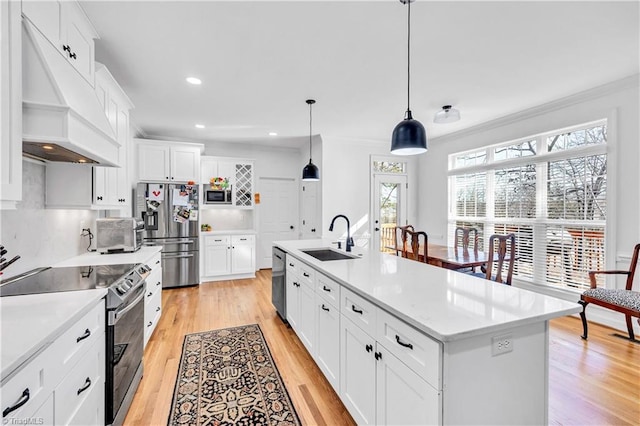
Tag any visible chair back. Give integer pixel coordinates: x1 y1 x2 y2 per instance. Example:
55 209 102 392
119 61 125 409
395 225 414 257
624 244 640 290
454 227 479 254
405 230 428 263
485 233 516 285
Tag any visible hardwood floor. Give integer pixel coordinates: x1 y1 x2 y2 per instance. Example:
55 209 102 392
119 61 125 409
125 270 639 425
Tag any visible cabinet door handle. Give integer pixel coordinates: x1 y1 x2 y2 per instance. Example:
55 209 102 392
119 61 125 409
303 272 310 277
69 52 76 60
395 335 414 350
365 344 373 353
76 328 91 343
147 292 153 297
351 305 363 314
293 282 300 288
156 281 161 286
321 304 330 312
77 378 91 395
156 306 161 312
375 351 382 360
3 388 30 417
322 285 331 292
289 263 294 267
240 238 247 241
63 44 71 52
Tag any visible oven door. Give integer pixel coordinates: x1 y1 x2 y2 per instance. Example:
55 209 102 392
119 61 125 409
106 285 145 425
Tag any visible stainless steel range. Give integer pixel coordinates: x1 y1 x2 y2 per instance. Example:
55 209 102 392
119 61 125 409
0 263 151 426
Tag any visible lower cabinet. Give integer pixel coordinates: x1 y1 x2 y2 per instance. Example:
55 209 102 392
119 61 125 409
202 234 256 280
144 252 163 347
1 299 105 426
314 293 340 392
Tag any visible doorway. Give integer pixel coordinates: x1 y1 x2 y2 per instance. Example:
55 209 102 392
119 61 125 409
258 177 298 269
372 174 407 253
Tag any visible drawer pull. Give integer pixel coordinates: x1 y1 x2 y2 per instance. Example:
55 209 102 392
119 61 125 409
3 388 29 417
375 351 382 360
148 321 153 327
240 238 247 241
156 260 160 264
322 285 331 292
289 263 294 267
156 306 161 312
76 328 91 343
321 304 330 312
147 292 153 297
395 335 414 349
303 272 310 277
156 281 161 286
351 305 363 314
365 344 373 353
77 378 91 395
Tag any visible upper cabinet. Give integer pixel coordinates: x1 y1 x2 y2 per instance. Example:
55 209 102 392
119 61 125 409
22 0 97 85
201 156 254 208
0 0 22 209
136 139 203 183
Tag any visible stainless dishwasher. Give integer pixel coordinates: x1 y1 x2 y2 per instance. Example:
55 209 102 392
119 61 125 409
272 247 287 321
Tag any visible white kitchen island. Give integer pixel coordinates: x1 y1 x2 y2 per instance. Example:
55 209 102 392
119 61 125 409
275 238 581 426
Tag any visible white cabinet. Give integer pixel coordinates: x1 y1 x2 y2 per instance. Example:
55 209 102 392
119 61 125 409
144 252 163 347
201 234 255 280
200 157 254 208
0 0 22 209
314 277 341 392
45 63 132 210
285 256 316 354
136 139 203 183
22 0 97 85
1 299 105 426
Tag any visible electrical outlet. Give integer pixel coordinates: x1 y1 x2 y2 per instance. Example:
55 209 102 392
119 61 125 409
492 334 513 356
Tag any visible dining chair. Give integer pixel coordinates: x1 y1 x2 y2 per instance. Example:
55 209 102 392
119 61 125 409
395 225 414 257
454 227 479 253
578 243 640 342
473 233 516 285
404 230 428 263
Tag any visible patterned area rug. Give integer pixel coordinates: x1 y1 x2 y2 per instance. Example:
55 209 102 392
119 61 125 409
168 324 301 426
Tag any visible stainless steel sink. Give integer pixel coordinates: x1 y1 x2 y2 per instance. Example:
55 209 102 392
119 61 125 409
301 248 360 261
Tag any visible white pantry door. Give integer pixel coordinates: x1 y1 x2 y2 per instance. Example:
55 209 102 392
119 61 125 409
258 177 298 269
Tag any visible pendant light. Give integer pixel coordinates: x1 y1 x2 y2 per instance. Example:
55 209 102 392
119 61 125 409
391 0 427 156
433 105 461 123
302 99 320 181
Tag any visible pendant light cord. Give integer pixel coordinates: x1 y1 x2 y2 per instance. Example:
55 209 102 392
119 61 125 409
406 0 411 113
309 102 313 160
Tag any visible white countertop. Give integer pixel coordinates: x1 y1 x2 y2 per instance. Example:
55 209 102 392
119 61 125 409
1 289 107 381
53 246 162 267
200 230 256 236
275 239 581 342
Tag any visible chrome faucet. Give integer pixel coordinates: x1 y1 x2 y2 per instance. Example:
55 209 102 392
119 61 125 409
329 215 354 252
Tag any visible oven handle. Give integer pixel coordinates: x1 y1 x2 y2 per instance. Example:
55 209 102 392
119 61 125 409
110 288 145 326
162 254 195 259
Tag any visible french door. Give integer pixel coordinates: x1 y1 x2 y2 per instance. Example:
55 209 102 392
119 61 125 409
372 174 407 253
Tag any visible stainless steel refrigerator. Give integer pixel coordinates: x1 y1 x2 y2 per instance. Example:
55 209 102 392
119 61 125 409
135 183 199 288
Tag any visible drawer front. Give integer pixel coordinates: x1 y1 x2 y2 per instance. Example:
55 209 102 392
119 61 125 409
341 287 377 336
50 300 105 381
206 235 230 246
145 287 162 328
231 234 255 245
285 255 299 276
146 267 163 297
147 252 162 272
298 263 315 286
54 340 104 425
316 273 340 307
145 304 162 346
376 309 442 388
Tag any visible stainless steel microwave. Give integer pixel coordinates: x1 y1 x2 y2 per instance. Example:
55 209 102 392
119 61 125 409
204 188 232 204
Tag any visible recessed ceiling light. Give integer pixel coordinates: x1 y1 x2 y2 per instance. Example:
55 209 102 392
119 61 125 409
78 159 86 163
195 124 205 129
186 77 202 85
42 145 54 150
268 132 278 136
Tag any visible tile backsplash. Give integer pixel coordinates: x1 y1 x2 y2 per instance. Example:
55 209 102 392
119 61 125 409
0 160 98 278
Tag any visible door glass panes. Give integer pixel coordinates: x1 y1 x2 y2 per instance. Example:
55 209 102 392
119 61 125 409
379 182 399 252
373 161 406 173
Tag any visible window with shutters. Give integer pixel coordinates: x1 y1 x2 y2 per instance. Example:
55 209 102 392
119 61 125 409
448 120 607 291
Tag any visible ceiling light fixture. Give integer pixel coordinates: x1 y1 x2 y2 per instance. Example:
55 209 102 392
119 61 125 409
195 124 205 129
186 77 202 85
391 0 427 156
302 99 319 181
433 105 461 123
269 132 278 136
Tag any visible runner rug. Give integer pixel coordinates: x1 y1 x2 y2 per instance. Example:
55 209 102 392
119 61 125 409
168 324 301 426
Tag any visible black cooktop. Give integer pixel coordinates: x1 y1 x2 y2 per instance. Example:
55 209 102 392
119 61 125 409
0 264 139 297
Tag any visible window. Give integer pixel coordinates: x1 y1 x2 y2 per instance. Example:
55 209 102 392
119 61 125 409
448 121 607 291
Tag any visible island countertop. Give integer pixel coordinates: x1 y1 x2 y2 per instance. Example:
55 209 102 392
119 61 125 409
274 238 581 342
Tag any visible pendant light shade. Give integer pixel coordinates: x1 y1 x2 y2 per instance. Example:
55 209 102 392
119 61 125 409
433 105 461 123
302 99 319 181
391 0 427 156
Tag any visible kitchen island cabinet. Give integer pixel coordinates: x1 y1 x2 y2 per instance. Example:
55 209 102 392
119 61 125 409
274 239 581 425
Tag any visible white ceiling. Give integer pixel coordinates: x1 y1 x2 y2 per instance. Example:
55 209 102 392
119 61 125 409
80 1 639 149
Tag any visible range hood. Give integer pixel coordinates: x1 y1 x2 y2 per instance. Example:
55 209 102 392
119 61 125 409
21 20 119 166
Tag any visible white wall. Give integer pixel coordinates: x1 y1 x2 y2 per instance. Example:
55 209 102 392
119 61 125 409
0 160 99 278
416 76 640 333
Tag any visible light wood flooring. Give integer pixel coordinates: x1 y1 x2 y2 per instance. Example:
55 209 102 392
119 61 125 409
125 270 639 425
